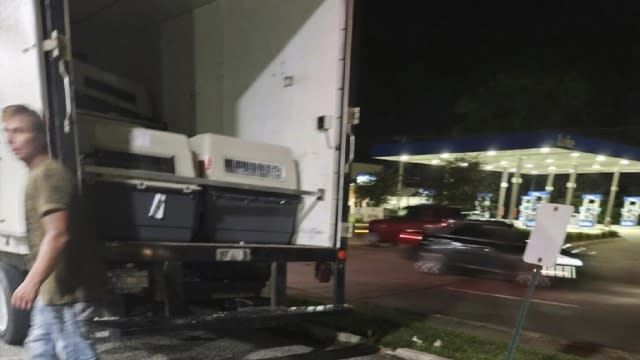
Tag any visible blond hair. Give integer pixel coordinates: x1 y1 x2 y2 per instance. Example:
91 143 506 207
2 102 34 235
2 104 46 136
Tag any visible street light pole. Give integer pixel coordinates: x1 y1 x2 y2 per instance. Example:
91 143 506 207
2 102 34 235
507 158 524 220
604 170 621 226
565 166 578 205
497 169 510 219
397 160 404 203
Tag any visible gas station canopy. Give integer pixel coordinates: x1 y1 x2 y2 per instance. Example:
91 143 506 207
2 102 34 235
372 132 640 174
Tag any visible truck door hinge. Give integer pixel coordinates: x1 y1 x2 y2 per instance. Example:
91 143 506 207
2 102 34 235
348 107 360 126
43 30 71 61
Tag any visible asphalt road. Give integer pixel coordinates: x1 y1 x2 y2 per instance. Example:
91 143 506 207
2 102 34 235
289 229 640 355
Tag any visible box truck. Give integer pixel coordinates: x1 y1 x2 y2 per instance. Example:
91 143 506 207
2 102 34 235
0 0 356 344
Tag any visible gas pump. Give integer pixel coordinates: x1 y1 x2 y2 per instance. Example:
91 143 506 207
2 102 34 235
620 196 640 226
418 188 436 204
518 191 549 227
471 192 493 219
518 195 533 226
578 194 602 227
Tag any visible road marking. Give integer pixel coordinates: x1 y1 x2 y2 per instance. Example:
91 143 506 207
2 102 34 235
445 287 580 308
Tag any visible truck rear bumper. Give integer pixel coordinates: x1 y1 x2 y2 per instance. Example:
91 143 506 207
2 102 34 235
103 242 339 263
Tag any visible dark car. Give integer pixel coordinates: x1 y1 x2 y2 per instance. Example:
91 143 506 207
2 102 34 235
410 220 584 286
367 204 464 245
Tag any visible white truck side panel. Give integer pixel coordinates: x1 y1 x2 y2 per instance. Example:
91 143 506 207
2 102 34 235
166 0 346 247
0 0 47 238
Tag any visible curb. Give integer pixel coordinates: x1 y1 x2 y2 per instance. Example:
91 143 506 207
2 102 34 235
566 236 622 247
294 323 450 360
384 347 451 360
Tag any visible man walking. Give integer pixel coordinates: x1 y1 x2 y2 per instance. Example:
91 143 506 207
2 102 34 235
3 104 104 359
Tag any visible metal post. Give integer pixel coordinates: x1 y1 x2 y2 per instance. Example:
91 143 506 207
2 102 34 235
565 169 578 205
333 261 346 305
507 158 523 220
604 170 621 226
505 268 540 360
163 262 187 316
497 169 510 219
270 261 287 308
397 161 404 197
545 173 555 197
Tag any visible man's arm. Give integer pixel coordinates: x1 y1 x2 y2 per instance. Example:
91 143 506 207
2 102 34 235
11 210 69 310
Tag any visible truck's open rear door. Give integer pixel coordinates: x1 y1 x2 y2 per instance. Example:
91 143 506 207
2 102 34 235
39 0 80 172
0 0 78 165
0 0 79 235
0 0 49 237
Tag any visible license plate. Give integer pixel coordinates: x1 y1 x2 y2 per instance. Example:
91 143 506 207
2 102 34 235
541 265 576 279
216 248 251 261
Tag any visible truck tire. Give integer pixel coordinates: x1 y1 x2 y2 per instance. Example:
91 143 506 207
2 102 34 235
0 263 30 345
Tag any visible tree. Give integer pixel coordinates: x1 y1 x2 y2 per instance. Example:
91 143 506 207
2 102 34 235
454 70 597 135
429 157 497 211
354 165 398 207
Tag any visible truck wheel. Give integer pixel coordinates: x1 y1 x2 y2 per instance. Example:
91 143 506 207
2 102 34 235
0 264 30 345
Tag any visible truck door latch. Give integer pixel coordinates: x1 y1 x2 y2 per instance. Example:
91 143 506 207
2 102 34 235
42 30 71 61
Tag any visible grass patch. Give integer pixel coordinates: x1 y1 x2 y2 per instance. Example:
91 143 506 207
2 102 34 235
516 228 620 244
379 322 580 360
290 299 583 360
565 230 620 244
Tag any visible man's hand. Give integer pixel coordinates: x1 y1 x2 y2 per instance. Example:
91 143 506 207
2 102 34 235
11 279 40 310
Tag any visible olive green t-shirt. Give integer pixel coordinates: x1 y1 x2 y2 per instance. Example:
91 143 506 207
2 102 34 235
25 159 104 305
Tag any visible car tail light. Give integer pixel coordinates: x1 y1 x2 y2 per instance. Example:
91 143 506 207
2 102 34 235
423 221 449 228
398 230 423 245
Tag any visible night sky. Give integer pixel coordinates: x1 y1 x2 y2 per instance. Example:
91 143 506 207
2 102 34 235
353 1 640 160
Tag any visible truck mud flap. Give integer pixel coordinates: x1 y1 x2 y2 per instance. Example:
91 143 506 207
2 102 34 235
90 304 352 339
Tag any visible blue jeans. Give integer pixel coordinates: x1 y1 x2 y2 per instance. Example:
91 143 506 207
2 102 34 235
24 299 97 360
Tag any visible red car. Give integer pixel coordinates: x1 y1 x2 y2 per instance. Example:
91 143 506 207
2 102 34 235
367 204 464 245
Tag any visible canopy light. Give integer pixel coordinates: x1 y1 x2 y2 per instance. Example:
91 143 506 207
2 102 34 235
373 132 640 175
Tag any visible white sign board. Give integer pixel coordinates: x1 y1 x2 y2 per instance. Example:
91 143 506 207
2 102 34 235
523 203 574 267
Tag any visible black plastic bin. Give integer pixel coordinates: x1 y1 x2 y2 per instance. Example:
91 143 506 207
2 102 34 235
84 180 201 242
202 189 301 244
